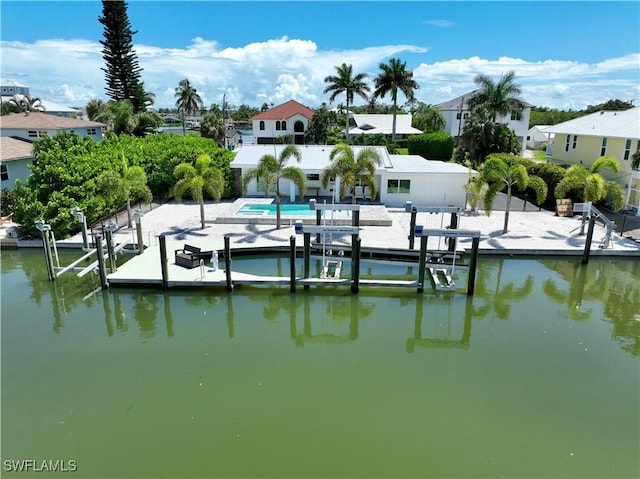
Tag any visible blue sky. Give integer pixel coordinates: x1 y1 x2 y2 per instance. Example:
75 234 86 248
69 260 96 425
1 1 639 110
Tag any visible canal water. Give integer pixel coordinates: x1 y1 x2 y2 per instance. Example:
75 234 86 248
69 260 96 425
1 249 638 478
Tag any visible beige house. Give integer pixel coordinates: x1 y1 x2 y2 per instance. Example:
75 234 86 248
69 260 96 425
543 107 640 213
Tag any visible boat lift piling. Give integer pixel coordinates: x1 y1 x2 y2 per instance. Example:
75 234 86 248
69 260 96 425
405 201 461 250
413 225 481 295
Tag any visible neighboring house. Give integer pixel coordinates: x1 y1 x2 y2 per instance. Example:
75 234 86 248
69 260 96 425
251 100 314 145
224 128 241 150
0 137 34 190
232 145 470 208
437 91 532 152
526 125 553 150
1 80 81 118
0 112 105 142
348 114 423 139
543 107 640 213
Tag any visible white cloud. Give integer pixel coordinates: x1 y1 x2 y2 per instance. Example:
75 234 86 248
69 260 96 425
1 37 637 110
423 19 455 28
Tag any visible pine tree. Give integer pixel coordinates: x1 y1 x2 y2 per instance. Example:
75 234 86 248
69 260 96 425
98 0 146 112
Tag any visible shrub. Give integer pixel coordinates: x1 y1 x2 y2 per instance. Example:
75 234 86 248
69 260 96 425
407 132 455 160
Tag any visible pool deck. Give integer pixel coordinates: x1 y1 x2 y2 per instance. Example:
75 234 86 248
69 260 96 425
54 198 640 255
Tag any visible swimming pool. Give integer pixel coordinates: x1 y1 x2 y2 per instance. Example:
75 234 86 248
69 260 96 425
236 203 351 219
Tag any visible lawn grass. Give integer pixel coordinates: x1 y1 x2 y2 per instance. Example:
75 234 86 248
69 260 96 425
531 150 547 162
395 148 409 155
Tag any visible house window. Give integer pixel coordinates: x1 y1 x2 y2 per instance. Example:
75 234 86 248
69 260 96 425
600 137 607 156
565 135 571 152
456 112 461 120
87 128 97 135
306 174 320 181
511 112 517 120
463 112 469 119
259 121 265 131
275 121 281 131
281 120 287 130
1 164 8 181
623 139 632 161
387 179 410 194
255 176 275 193
28 130 38 138
572 135 577 149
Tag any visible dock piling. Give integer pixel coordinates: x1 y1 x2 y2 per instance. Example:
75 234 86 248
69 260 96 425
159 234 169 290
417 236 428 293
94 233 109 289
289 236 296 293
224 235 233 291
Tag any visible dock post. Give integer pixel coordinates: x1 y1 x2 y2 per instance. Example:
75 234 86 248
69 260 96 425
409 207 417 249
351 237 361 293
94 233 109 290
224 235 233 292
352 209 360 228
417 235 427 293
582 216 596 264
40 227 55 282
316 210 322 244
303 232 310 290
159 234 169 290
467 237 480 295
289 236 296 293
136 218 144 254
105 229 117 273
448 213 459 252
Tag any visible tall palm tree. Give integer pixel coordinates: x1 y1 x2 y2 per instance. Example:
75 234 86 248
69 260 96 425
324 63 370 142
174 79 203 134
468 71 524 122
97 152 153 227
320 143 383 204
241 145 306 230
172 154 225 230
480 153 548 234
373 58 419 142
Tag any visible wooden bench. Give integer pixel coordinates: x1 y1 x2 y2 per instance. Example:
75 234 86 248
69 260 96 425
174 244 213 269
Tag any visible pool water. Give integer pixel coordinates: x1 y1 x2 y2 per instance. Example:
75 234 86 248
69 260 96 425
1 250 639 478
237 203 351 218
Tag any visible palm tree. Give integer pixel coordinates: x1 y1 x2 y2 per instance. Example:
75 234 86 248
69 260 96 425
86 99 106 121
6 94 45 113
93 100 163 136
373 58 419 142
468 71 524 122
554 156 625 233
201 113 226 146
97 152 153 227
241 145 306 230
320 143 383 204
174 79 203 134
324 63 370 142
461 107 521 165
480 153 548 234
172 154 225 230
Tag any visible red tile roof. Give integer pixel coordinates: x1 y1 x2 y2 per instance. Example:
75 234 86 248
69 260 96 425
251 100 314 120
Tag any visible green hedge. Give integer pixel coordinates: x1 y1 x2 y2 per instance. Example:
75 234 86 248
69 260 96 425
406 132 455 160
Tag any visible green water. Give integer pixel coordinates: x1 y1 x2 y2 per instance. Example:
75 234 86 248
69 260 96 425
1 250 639 478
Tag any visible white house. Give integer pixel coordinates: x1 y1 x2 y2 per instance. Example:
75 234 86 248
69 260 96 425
543 107 640 213
526 125 553 150
348 114 423 139
231 145 470 208
0 137 34 190
0 112 105 142
437 91 531 152
251 100 315 145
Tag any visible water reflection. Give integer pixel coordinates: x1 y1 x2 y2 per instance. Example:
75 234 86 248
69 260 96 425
406 295 472 353
541 258 640 356
4 250 639 357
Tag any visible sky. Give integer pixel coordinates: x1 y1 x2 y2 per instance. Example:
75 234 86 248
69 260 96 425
1 1 639 111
